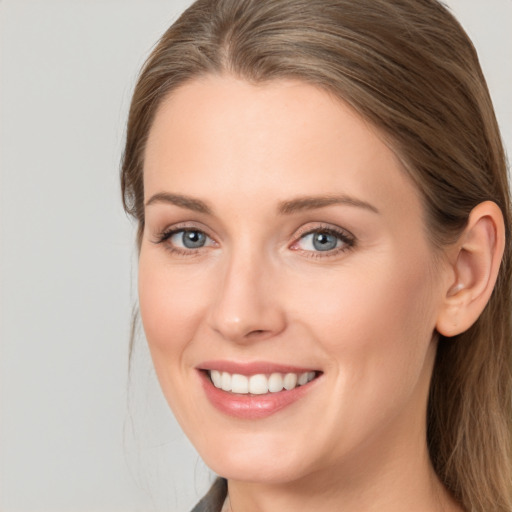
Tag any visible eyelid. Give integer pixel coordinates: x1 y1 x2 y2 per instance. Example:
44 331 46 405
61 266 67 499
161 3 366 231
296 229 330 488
289 223 356 255
150 221 355 258
151 222 218 255
292 222 354 239
152 221 213 241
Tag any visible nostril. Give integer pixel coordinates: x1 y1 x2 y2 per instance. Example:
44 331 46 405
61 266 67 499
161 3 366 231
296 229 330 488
247 329 266 337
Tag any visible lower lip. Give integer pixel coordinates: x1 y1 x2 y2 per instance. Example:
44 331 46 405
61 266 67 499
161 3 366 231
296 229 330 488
199 371 319 419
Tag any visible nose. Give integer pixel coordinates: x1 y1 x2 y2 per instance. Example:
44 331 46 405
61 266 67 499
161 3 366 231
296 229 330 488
207 248 287 343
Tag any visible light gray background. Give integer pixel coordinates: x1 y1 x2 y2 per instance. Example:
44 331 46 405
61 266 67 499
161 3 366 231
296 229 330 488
0 1 511 511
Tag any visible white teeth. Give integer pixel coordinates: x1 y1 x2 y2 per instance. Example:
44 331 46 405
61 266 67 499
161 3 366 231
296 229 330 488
209 370 317 394
231 374 249 394
210 370 222 388
268 373 284 393
283 373 298 390
221 371 232 391
297 372 309 386
249 374 269 395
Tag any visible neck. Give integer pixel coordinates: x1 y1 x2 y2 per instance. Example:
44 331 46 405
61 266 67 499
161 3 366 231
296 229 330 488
225 416 462 512
226 461 460 512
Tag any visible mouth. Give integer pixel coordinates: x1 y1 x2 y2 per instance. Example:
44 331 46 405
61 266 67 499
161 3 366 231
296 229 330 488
197 362 322 419
207 369 319 394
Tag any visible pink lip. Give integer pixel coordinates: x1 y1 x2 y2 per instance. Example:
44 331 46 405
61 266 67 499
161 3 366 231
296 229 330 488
196 361 322 420
197 360 318 376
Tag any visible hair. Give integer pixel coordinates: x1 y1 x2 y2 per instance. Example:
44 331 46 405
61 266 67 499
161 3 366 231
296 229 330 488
120 0 512 510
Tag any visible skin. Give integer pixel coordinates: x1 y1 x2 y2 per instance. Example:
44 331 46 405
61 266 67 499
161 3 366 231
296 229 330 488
139 75 465 511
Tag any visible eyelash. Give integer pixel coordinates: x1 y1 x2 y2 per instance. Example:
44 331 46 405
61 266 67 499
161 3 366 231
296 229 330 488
153 224 215 257
153 224 356 258
291 225 355 258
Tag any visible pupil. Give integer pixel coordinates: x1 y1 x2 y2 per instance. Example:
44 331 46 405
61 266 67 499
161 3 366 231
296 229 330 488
183 231 206 248
313 232 337 251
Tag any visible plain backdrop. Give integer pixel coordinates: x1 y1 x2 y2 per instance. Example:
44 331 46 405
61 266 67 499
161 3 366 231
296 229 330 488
0 1 511 511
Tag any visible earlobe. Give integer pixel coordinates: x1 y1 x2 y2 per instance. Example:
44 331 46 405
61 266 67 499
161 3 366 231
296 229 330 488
436 201 505 337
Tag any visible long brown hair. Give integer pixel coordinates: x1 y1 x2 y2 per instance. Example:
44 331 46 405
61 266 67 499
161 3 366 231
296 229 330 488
121 1 512 510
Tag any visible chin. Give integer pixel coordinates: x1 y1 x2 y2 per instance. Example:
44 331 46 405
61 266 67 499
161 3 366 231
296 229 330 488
196 432 312 484
208 455 305 484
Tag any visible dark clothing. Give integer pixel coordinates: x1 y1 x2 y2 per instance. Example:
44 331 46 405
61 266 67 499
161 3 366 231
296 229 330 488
191 478 228 512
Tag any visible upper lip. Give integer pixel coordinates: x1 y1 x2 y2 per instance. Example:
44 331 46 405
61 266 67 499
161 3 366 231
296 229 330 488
197 360 321 376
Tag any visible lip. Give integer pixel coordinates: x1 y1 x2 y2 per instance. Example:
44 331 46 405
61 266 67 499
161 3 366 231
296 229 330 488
197 360 322 420
197 360 318 376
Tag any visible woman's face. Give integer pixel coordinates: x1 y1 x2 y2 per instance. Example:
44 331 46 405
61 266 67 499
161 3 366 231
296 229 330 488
139 76 449 484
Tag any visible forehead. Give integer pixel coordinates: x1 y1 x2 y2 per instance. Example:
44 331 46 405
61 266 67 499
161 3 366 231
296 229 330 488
143 75 423 223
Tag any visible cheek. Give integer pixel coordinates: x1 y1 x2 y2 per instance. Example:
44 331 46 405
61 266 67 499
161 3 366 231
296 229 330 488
137 251 215 428
138 252 209 363
292 253 438 396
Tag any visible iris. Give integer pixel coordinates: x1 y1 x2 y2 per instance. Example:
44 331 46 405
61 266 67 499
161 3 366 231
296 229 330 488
312 232 339 251
181 230 207 249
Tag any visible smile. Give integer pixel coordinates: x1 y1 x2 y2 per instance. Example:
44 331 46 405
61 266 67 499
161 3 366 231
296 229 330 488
209 370 317 394
198 362 322 419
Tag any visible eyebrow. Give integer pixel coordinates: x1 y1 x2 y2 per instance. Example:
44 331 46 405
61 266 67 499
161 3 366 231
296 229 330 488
145 192 212 214
145 192 379 216
278 195 380 215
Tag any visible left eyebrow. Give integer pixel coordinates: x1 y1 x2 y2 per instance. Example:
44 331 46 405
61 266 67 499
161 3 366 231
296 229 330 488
145 192 212 214
278 195 380 215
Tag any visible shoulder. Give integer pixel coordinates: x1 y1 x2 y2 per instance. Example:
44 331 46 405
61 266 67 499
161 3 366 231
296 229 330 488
190 477 228 512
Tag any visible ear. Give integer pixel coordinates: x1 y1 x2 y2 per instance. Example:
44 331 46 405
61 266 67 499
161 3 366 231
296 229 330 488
436 201 505 337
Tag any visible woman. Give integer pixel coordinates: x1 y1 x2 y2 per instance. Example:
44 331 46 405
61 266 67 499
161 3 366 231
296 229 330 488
121 0 512 510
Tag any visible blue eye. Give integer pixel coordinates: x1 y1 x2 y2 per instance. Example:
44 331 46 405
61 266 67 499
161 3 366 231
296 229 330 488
153 227 215 255
295 228 353 253
311 232 339 251
170 230 209 249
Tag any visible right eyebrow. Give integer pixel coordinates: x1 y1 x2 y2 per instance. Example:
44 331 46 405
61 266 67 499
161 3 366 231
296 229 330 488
278 194 380 215
144 192 212 214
